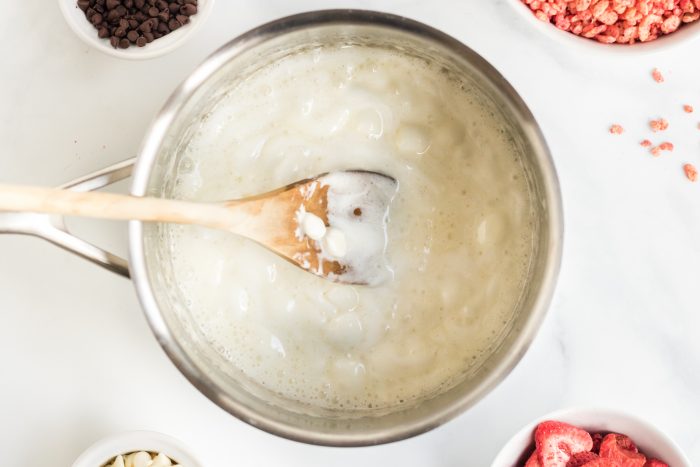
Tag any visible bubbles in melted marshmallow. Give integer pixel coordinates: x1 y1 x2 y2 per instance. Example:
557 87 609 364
164 45 536 414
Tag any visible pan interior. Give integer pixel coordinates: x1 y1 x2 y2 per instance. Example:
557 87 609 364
137 16 556 444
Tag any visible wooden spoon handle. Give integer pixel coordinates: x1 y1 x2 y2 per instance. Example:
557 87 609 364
0 183 235 231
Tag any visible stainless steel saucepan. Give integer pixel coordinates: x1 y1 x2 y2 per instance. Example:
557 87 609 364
0 10 563 446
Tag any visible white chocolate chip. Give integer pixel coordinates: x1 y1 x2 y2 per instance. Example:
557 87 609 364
132 452 151 467
111 455 125 467
150 453 173 467
323 227 347 258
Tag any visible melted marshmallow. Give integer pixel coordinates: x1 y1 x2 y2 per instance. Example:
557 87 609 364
164 45 536 414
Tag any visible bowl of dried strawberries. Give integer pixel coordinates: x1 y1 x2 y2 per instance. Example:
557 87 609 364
491 407 691 467
511 0 700 52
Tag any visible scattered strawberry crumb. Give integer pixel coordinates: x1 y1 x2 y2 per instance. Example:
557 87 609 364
652 68 664 83
684 163 698 182
609 124 624 135
651 142 672 157
640 139 652 147
650 118 669 132
683 105 694 113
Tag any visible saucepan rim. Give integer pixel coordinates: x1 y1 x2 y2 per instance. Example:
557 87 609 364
127 9 564 446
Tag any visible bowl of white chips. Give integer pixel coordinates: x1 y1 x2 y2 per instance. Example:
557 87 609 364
72 431 202 467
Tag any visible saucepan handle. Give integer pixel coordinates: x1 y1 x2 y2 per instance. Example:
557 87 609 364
0 158 136 278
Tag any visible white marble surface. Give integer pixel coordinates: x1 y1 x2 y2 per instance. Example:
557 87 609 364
2 1 699 466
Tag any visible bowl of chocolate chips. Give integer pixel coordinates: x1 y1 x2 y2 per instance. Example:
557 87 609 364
58 0 214 59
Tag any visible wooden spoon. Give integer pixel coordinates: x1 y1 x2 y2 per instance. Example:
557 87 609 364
0 171 398 286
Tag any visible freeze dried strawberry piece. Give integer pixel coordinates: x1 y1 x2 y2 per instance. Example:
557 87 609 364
599 433 647 466
526 450 543 467
640 139 652 147
684 163 698 182
610 124 624 134
652 142 674 156
601 433 638 453
581 459 619 466
683 104 694 113
566 451 598 466
535 421 594 467
644 460 669 467
591 433 604 454
652 68 664 83
650 118 669 132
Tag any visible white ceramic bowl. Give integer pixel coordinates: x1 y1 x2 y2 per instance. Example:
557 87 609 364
491 407 691 467
58 0 214 60
72 431 203 467
509 0 700 56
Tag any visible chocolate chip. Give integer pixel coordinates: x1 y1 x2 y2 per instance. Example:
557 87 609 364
147 6 158 16
127 30 139 42
114 27 126 37
136 36 147 47
168 18 180 30
109 36 119 47
105 9 119 22
119 18 129 29
144 31 154 42
180 3 195 15
353 208 362 216
135 0 145 8
90 13 103 24
118 38 130 48
98 27 110 38
78 0 90 11
176 14 188 25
